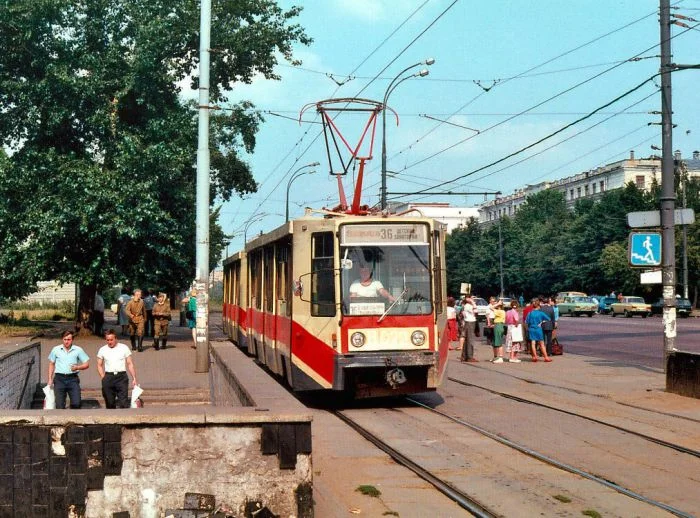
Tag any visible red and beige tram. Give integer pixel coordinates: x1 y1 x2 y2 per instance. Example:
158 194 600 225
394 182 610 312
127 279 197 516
223 211 449 398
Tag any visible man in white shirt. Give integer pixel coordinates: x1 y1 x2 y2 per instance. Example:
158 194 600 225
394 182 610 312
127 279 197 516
96 329 139 409
349 266 395 302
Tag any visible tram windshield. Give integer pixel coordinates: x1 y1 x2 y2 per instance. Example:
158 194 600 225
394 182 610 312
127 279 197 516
339 223 432 316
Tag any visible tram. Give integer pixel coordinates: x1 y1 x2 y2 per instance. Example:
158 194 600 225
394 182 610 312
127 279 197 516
222 98 449 398
222 212 449 398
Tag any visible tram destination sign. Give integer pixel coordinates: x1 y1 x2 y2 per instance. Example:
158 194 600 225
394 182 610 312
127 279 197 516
340 223 428 245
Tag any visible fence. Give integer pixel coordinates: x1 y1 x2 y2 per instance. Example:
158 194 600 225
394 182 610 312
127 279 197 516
0 342 41 410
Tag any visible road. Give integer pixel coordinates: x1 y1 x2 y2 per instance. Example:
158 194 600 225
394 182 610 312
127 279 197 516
556 314 700 369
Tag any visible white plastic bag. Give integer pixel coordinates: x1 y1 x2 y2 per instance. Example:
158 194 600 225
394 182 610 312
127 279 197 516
43 385 56 409
130 385 144 408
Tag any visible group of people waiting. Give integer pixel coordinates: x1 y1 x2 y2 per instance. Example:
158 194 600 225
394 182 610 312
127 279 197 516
447 295 559 363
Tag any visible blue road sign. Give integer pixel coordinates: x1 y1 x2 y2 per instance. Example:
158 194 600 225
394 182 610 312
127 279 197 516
629 232 662 267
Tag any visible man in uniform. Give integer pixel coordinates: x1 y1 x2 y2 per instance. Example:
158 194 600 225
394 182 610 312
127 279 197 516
152 292 171 350
143 289 156 337
126 288 147 352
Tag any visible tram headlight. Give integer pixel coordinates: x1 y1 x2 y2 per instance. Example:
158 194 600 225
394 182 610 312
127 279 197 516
350 332 366 348
411 330 426 346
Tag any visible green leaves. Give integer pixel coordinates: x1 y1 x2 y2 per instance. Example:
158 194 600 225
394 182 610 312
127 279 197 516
0 0 309 299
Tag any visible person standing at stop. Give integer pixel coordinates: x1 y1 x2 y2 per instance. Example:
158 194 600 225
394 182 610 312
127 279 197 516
152 292 171 351
47 330 90 409
126 288 147 352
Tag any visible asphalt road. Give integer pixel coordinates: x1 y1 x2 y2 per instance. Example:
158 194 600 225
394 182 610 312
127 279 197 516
556 313 700 369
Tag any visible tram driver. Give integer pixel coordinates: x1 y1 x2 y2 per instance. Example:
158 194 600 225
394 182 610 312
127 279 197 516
349 266 396 303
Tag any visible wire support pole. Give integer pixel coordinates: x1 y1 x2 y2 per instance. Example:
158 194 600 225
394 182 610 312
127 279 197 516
659 0 676 361
194 0 212 373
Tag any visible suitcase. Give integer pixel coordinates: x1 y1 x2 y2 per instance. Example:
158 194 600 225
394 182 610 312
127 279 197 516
551 338 563 355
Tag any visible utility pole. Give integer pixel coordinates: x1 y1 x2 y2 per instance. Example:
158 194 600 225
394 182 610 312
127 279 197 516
194 0 212 373
659 0 676 358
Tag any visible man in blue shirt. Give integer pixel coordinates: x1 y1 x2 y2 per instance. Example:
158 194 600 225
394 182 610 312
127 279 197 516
47 330 90 409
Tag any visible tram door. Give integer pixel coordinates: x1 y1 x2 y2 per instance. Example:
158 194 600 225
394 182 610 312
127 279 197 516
263 246 275 369
275 241 293 379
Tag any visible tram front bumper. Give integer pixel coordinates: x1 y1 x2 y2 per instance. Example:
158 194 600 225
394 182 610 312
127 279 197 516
333 350 439 392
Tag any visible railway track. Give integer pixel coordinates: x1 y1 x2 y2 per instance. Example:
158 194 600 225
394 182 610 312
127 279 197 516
447 376 700 458
403 398 694 518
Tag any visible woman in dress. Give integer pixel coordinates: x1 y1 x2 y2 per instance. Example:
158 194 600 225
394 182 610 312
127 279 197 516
491 300 506 363
524 299 552 362
186 289 197 348
446 297 458 349
505 300 523 362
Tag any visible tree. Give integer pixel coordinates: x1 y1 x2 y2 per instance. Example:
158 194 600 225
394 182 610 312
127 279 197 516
0 1 310 330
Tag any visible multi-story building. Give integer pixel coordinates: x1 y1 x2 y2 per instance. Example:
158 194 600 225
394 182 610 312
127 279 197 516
390 202 480 233
478 150 700 223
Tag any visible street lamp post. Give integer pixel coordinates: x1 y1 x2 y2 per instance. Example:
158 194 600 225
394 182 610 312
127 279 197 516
243 213 268 245
381 58 435 210
286 162 319 222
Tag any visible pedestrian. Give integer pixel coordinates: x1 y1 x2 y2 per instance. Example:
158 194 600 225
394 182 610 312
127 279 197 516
525 299 552 362
187 289 197 348
491 300 506 363
93 290 105 337
522 298 535 341
540 297 556 356
505 300 524 362
143 289 156 338
484 296 496 346
152 292 171 351
47 330 90 409
446 297 458 349
96 329 139 409
459 295 478 363
518 294 525 308
117 288 131 336
126 288 147 352
550 296 560 341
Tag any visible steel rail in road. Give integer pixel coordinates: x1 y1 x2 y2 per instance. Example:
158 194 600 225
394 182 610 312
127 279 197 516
333 410 499 518
448 376 700 459
406 397 694 518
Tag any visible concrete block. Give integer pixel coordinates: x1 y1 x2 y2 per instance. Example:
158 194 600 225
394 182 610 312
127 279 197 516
31 474 49 505
103 442 122 475
183 493 215 510
66 443 87 474
0 444 12 475
65 426 85 444
0 475 12 505
295 423 312 454
0 427 12 443
49 487 66 517
31 505 48 518
31 442 50 474
49 456 67 486
67 474 87 503
278 423 297 469
0 506 11 518
103 425 122 443
666 351 700 398
13 463 30 488
260 424 278 455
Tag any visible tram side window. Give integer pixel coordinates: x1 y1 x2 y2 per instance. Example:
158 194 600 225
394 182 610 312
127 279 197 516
311 232 336 317
264 247 274 313
433 230 443 314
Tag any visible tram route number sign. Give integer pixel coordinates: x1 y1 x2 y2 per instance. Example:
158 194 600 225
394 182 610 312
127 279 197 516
340 223 428 245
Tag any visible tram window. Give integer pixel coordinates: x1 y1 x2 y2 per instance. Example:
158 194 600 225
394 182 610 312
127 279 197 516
433 231 443 314
264 247 274 312
277 243 292 317
250 251 262 309
311 232 336 317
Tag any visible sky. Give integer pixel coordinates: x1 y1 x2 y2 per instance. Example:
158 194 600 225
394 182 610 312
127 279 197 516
216 0 700 258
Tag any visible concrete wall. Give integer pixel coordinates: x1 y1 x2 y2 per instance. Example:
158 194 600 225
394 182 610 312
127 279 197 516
0 342 314 517
0 343 41 410
667 351 700 399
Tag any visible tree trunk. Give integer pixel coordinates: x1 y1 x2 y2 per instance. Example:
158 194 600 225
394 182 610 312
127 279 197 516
75 284 96 336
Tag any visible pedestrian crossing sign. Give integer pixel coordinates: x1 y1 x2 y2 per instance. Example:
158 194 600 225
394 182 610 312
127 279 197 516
628 232 662 267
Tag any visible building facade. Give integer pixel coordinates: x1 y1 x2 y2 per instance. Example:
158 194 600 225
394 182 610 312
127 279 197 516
390 202 480 233
478 151 700 223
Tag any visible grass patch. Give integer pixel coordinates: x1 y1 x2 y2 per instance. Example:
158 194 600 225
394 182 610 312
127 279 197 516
553 494 572 503
0 323 50 338
582 510 602 518
356 485 381 498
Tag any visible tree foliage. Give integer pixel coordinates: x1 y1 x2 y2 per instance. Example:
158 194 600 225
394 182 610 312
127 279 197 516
0 0 310 301
446 181 698 302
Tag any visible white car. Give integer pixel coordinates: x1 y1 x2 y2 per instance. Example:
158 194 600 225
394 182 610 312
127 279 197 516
473 297 489 321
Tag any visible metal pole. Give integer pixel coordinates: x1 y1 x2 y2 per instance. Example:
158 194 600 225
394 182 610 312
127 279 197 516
659 0 676 359
681 163 689 299
498 216 504 298
194 0 211 373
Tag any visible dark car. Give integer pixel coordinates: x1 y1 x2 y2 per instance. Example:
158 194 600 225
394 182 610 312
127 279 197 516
650 297 692 318
598 296 617 314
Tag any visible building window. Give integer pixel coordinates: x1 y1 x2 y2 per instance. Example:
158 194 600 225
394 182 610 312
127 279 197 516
636 175 645 189
592 183 596 194
570 189 574 200
584 185 589 195
600 181 604 192
577 187 581 198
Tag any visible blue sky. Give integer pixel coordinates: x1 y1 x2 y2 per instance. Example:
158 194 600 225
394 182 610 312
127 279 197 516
218 0 700 257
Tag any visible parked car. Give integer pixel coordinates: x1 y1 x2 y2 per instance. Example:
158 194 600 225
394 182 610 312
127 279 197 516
499 297 512 307
555 291 587 303
558 296 597 317
650 297 692 318
473 297 489 321
610 296 652 318
598 296 617 314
